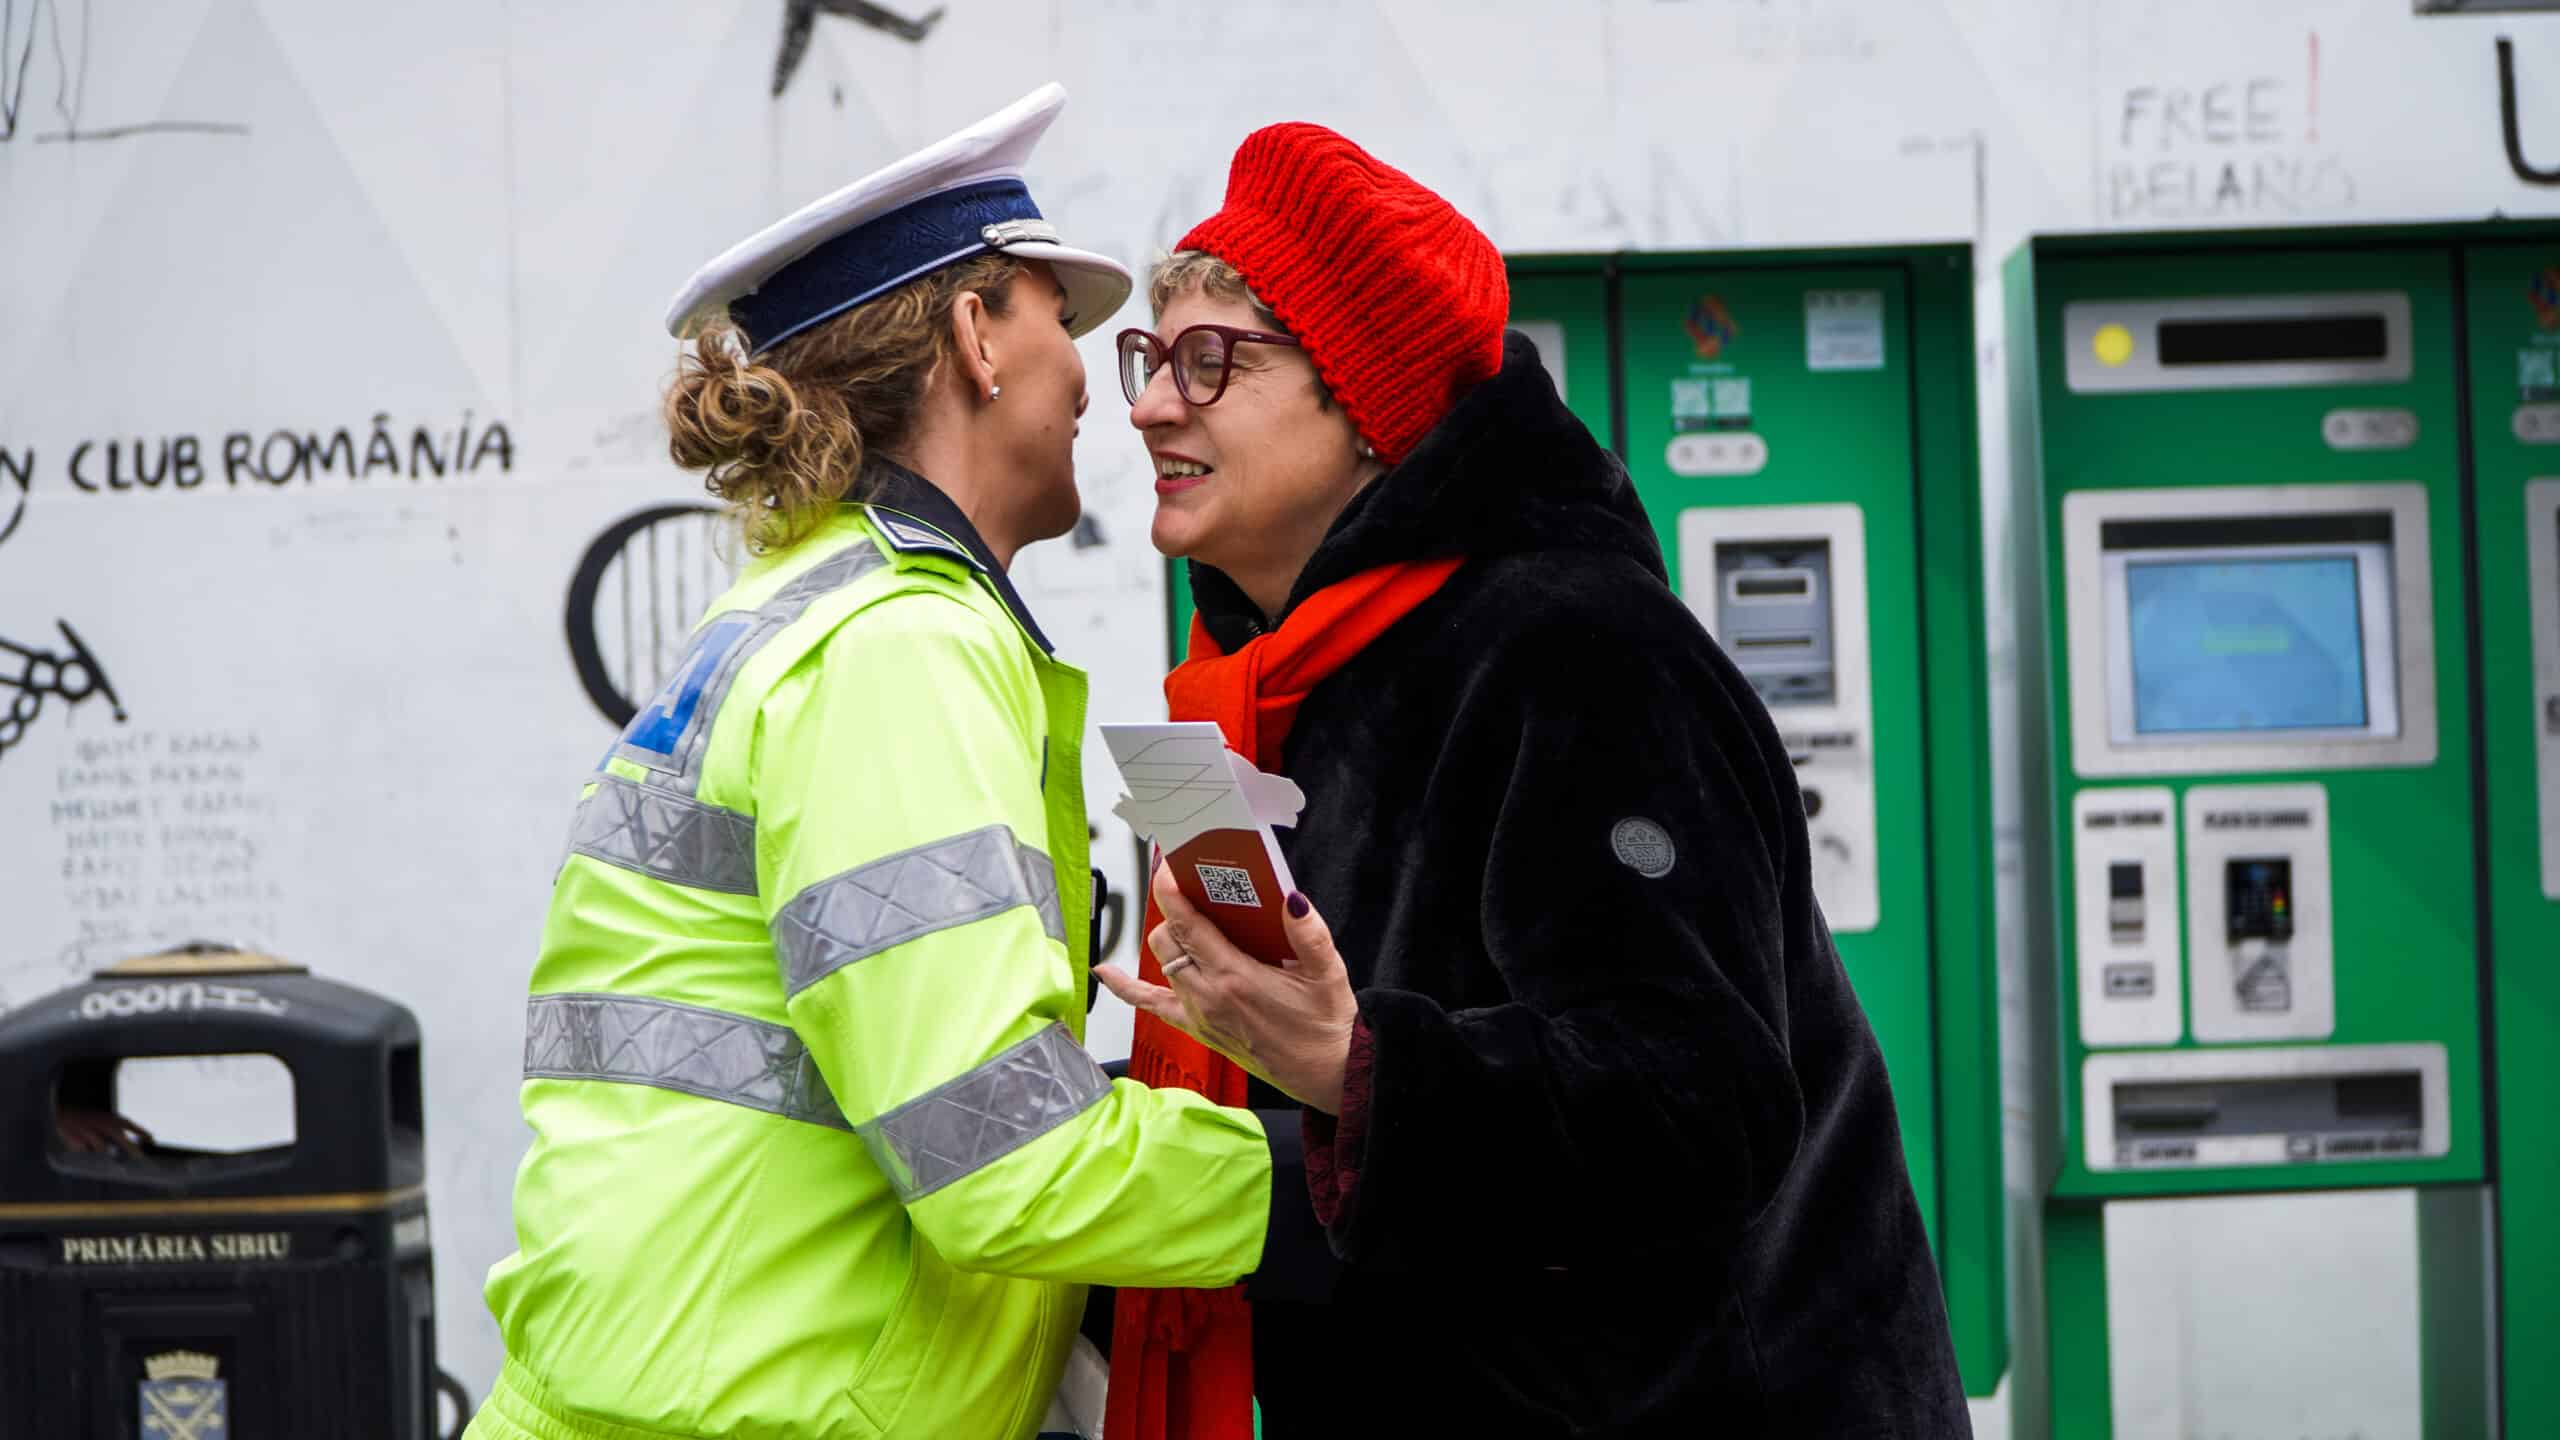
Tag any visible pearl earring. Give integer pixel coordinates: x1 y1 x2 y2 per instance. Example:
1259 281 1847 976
1356 439 1378 460
989 384 1002 401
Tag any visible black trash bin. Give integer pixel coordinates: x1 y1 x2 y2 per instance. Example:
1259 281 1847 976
0 944 457 1439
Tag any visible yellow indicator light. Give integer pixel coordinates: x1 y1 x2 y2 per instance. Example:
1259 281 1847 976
2093 323 2135 367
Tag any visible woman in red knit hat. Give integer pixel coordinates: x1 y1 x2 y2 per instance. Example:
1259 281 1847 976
1094 123 1971 1439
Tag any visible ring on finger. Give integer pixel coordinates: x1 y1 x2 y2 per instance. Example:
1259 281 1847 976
1162 954 1199 979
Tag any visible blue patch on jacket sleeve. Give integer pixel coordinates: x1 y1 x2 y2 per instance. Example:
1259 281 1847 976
619 615 753 763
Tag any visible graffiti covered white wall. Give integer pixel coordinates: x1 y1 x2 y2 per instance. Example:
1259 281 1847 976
3 0 2553 1424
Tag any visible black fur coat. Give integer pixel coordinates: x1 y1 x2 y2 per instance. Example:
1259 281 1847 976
1208 333 1972 1438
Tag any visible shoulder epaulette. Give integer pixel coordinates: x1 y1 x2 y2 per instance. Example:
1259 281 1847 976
868 507 985 572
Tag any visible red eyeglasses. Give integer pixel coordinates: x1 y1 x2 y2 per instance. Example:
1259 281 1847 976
1115 324 1302 407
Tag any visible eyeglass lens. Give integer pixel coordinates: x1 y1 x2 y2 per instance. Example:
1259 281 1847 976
1118 328 1237 407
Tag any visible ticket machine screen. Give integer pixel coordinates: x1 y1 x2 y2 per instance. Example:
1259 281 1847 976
2069 486 2431 774
2125 555 2371 735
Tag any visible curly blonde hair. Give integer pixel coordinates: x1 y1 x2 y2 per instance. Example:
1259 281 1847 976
665 254 1021 553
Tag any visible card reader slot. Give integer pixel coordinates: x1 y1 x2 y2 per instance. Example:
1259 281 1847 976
1732 633 1818 651
2106 860 2147 944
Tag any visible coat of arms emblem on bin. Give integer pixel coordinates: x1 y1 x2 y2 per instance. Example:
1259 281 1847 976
139 1350 227 1439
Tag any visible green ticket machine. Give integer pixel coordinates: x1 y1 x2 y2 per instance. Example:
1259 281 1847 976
2007 221 2560 1436
1168 245 2006 1396
2465 232 2560 1439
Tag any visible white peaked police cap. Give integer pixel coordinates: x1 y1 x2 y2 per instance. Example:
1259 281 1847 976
664 82 1133 352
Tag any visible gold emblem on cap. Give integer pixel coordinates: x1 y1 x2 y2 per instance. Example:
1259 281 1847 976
144 1351 221 1382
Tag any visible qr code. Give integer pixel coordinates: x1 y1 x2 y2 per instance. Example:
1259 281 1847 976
1195 863 1261 908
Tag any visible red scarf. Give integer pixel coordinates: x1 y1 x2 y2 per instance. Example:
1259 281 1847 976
1106 556 1461 1440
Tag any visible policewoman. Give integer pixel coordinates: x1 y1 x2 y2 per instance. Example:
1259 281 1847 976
470 87 1286 1440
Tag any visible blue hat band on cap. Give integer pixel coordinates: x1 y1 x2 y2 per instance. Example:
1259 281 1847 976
732 178 1045 354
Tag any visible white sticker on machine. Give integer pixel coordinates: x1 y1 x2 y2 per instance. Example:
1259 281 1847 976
1805 289 1885 372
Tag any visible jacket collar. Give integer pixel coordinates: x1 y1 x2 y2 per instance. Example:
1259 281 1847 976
864 459 1057 655
1190 330 1664 652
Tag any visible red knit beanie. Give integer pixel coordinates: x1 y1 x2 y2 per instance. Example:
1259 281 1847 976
1178 123 1508 464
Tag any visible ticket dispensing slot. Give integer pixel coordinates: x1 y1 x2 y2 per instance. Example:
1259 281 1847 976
2531 480 2560 899
2062 484 2437 779
2084 1044 2448 1171
1679 504 1878 930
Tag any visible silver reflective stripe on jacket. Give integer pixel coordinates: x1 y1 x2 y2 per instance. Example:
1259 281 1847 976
772 824 1064 997
522 992 848 1131
565 772 759 895
855 1022 1109 1201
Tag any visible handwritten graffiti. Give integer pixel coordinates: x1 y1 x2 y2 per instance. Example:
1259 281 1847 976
565 504 735 727
51 731 282 969
2500 38 2560 186
1 0 247 144
0 620 126 764
2103 38 2357 223
0 414 514 546
773 0 946 98
0 444 27 547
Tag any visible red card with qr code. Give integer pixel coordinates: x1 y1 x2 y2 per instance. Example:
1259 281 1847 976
1103 723 1304 966
1159 829 1292 963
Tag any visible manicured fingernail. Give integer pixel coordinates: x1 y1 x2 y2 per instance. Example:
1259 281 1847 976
1286 891 1310 919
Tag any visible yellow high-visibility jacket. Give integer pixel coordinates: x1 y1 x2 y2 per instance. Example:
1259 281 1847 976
471 478 1275 1440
